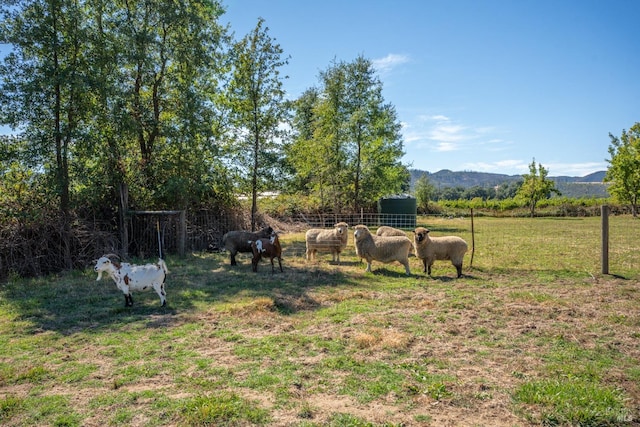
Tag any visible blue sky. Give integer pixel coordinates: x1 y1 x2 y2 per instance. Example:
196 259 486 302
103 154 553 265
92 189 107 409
223 0 639 177
2 1 638 177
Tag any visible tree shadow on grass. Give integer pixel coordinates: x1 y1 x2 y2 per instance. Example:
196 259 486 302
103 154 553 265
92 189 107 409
0 251 366 335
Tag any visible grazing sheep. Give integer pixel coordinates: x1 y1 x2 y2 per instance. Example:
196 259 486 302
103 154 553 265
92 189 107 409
353 224 412 275
222 226 273 266
305 222 349 264
250 232 283 273
94 255 168 306
413 227 468 278
376 225 407 237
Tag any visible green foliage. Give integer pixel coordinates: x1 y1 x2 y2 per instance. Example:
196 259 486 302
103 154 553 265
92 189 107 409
0 0 232 213
414 173 435 213
516 158 561 217
605 122 640 217
223 17 290 228
287 55 408 211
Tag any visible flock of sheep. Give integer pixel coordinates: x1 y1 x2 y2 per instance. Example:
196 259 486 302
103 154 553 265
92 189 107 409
93 223 468 307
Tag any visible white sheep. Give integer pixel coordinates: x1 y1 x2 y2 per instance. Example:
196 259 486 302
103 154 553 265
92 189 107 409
353 224 412 275
413 227 468 278
375 225 407 237
94 255 168 306
305 222 349 264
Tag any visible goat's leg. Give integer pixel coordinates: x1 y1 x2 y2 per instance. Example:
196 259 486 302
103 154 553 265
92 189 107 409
277 256 283 273
153 282 167 306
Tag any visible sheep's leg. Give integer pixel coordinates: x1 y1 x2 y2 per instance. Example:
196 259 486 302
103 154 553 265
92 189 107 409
230 251 237 266
455 263 463 278
427 262 433 276
124 294 133 307
421 258 427 274
401 259 411 276
365 259 373 273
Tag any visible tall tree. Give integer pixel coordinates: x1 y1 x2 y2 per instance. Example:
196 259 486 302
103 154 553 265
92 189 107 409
414 173 435 213
288 55 408 212
0 0 91 267
114 0 228 206
516 158 560 217
605 123 640 217
225 17 289 230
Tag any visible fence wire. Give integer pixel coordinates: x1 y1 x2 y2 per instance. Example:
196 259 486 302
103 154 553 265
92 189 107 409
126 211 639 279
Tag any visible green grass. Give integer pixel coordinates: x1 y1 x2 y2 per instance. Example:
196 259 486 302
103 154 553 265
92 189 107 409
0 215 638 425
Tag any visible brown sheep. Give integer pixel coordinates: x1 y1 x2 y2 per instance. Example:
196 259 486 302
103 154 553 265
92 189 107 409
222 226 273 266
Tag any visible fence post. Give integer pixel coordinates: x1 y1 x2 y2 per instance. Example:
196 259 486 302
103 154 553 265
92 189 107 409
179 210 186 257
470 208 475 267
601 205 609 275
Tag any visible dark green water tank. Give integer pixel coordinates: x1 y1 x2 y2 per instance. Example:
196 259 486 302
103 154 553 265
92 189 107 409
377 195 417 228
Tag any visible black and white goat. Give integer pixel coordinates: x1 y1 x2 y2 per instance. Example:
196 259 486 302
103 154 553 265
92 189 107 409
94 254 168 307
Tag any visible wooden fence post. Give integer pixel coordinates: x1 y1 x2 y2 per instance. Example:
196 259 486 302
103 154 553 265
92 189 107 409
179 210 186 257
470 208 475 267
601 205 609 275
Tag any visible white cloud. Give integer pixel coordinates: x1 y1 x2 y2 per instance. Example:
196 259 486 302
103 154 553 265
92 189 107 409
372 53 410 75
543 162 608 176
402 113 510 153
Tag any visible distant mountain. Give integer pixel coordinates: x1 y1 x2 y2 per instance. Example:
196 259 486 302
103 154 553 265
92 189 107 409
409 169 610 198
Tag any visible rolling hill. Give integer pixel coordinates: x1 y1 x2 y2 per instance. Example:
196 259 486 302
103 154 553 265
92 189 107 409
409 169 610 198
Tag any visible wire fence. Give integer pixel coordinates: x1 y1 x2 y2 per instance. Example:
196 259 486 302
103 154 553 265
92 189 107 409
126 209 639 279
1 208 637 280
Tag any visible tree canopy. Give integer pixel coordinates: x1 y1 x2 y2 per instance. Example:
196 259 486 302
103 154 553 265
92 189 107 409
1 2 409 229
286 55 409 212
516 159 560 217
605 123 640 217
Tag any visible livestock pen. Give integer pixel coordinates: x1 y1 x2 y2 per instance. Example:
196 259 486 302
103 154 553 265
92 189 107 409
126 210 639 279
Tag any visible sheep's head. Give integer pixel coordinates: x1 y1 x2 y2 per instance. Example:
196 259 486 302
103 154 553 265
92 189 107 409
334 222 349 235
257 226 274 238
413 227 430 244
353 224 370 241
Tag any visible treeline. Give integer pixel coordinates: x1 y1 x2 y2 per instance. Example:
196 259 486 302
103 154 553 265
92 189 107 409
0 1 409 276
0 1 408 218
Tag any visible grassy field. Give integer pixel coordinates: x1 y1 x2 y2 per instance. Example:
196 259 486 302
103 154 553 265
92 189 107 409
0 216 639 426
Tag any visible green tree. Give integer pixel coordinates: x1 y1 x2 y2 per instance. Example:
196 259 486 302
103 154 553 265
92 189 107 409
288 55 408 212
516 158 560 217
111 0 229 208
414 173 435 213
605 123 640 217
0 0 92 267
224 17 290 230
